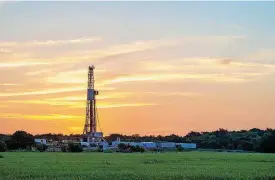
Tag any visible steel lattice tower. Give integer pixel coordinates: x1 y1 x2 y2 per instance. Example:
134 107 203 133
83 65 103 143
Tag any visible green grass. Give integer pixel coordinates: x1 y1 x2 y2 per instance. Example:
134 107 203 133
0 152 275 180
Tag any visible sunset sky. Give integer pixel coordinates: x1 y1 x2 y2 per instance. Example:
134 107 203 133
1 1 275 135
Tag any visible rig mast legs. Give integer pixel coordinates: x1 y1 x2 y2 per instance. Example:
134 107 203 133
82 65 104 144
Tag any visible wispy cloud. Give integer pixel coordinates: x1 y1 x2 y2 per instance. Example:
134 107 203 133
46 37 183 64
97 103 157 109
0 113 82 121
101 73 246 85
25 69 54 76
83 35 242 60
45 68 107 84
0 83 19 86
145 92 200 97
43 56 275 89
0 35 245 71
0 61 52 68
0 48 12 53
3 100 85 107
2 100 157 109
0 87 84 97
137 57 275 83
0 37 102 47
48 92 133 101
244 48 275 64
0 90 199 110
46 69 88 84
0 86 115 97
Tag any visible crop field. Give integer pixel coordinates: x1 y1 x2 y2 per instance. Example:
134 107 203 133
0 152 275 180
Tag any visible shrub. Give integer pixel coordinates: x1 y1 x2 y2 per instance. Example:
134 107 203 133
5 140 18 150
130 145 137 152
36 144 48 152
68 143 83 152
260 132 275 153
0 141 7 152
117 143 145 153
61 145 67 152
118 143 127 151
135 145 145 153
97 148 103 152
139 147 145 153
151 148 159 152
103 149 114 153
129 145 145 153
177 146 183 152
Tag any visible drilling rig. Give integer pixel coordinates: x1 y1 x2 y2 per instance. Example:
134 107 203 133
82 65 104 144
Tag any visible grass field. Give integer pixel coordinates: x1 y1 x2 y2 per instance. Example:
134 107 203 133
0 152 275 180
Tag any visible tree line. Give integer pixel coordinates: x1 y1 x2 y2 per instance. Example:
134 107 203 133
104 128 275 153
1 128 275 153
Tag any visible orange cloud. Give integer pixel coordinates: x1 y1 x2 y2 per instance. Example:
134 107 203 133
2 100 157 109
97 103 157 109
0 87 84 97
0 113 82 121
0 86 115 97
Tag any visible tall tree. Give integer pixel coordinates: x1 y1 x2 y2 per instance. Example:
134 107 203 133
6 131 34 150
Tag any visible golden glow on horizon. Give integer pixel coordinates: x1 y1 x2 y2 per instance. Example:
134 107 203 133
1 32 275 135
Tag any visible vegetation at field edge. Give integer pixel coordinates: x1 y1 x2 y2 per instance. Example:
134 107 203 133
1 128 275 153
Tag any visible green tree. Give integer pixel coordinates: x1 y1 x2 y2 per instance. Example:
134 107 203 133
260 131 275 153
6 131 34 150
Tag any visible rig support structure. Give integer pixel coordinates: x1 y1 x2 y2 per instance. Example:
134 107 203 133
82 65 104 143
